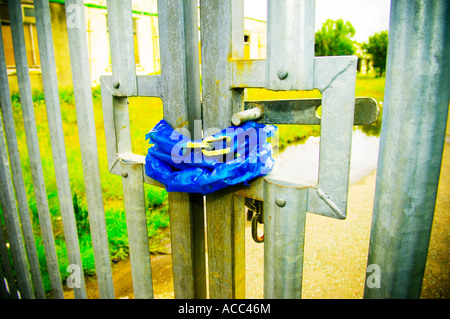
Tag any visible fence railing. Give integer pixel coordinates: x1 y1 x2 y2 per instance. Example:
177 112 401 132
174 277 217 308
0 0 449 299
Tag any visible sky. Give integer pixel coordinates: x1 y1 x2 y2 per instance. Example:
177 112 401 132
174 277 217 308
244 0 391 43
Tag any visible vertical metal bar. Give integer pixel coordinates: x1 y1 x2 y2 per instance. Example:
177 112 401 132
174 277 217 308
120 161 154 299
65 0 115 299
106 0 137 96
8 0 64 298
265 0 315 91
183 1 202 128
200 0 246 299
264 180 308 299
166 193 205 299
113 94 153 298
308 56 357 218
0 11 45 299
34 0 87 299
0 118 34 299
106 0 154 299
364 0 450 299
157 0 206 299
233 195 246 298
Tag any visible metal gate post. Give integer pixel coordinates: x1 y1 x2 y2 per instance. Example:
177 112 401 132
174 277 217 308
35 0 89 299
264 181 308 299
106 0 153 299
157 0 206 299
200 0 246 299
364 0 450 299
65 0 115 299
121 160 154 298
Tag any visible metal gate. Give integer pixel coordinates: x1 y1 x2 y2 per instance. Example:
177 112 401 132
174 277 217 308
0 0 449 299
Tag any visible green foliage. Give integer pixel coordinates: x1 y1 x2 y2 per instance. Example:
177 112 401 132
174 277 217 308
315 19 356 56
354 74 385 136
362 30 389 77
73 194 90 235
277 125 321 151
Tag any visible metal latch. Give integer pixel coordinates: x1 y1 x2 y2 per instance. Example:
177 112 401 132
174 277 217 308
184 135 232 156
246 198 264 243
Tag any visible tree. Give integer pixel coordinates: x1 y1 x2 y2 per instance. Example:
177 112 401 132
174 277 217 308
315 19 356 56
363 31 388 77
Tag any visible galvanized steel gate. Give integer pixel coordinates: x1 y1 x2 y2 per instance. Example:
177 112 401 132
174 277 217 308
0 0 449 299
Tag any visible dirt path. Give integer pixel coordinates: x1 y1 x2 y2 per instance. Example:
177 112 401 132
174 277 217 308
64 135 450 299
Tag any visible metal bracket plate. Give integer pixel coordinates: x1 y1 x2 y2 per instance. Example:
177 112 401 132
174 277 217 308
233 56 364 219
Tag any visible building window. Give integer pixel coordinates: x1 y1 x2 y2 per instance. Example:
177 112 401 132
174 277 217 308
244 34 250 59
0 3 40 68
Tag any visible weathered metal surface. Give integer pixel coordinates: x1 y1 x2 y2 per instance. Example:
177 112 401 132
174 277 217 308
114 92 154 298
120 161 154 299
157 0 206 299
200 0 246 299
65 0 115 299
364 0 450 299
8 0 64 298
244 97 378 126
264 179 308 298
231 59 266 88
106 0 137 96
106 0 157 299
266 0 315 90
0 10 44 298
0 112 34 299
101 77 165 187
308 56 358 219
234 56 358 220
35 0 88 299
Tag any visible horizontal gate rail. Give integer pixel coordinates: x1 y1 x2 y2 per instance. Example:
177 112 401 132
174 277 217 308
243 97 378 126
